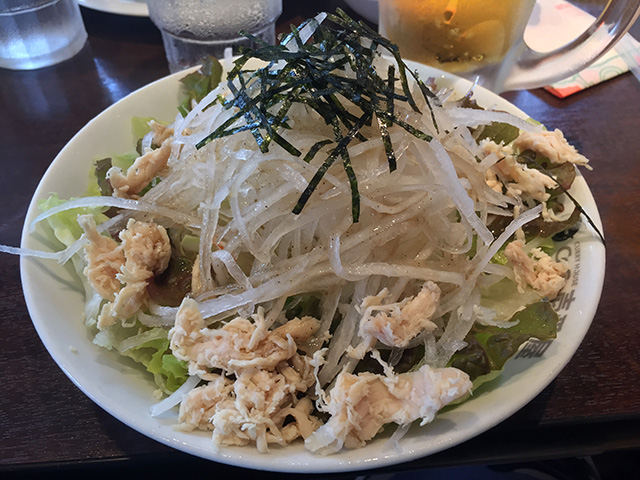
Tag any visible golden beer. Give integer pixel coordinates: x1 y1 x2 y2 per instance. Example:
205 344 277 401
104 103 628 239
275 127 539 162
379 0 535 73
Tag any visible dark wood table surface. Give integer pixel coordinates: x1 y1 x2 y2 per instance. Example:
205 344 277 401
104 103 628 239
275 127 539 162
1 1 639 478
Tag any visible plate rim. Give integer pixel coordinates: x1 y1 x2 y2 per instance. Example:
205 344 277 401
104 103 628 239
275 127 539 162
19 60 606 473
77 0 148 17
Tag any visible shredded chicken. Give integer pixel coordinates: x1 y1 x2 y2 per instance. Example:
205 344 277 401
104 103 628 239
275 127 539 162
119 218 172 280
178 360 320 454
149 120 174 145
107 122 175 198
169 298 320 375
173 298 322 452
98 281 148 327
78 215 171 328
77 215 124 301
305 364 472 455
504 239 568 300
481 129 589 210
513 129 589 168
350 282 441 359
480 130 588 222
481 139 556 204
178 374 234 430
180 366 321 453
209 361 319 453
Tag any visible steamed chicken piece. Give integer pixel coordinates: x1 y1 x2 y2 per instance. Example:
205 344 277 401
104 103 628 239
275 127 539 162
305 364 472 455
107 122 175 198
77 215 125 301
512 129 589 167
99 218 172 327
178 374 233 430
172 298 322 452
169 298 320 375
481 129 589 221
78 215 171 328
179 357 320 453
119 218 172 279
362 281 441 347
98 281 149 327
350 282 441 359
504 239 568 300
149 120 174 145
481 139 556 204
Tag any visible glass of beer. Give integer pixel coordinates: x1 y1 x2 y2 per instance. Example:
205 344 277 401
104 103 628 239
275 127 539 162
378 0 640 92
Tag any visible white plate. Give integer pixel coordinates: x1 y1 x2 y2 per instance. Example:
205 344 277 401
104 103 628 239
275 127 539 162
20 61 605 473
77 0 148 17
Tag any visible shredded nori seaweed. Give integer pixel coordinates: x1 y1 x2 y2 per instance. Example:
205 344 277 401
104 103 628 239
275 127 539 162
195 9 438 222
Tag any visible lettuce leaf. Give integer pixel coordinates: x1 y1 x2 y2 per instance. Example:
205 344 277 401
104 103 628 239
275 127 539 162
284 293 322 320
448 300 559 382
131 116 156 143
480 277 542 324
178 56 223 117
121 327 189 392
475 121 520 145
111 151 138 172
38 193 109 247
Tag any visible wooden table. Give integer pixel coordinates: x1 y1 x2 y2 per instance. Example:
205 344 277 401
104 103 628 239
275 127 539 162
1 1 639 478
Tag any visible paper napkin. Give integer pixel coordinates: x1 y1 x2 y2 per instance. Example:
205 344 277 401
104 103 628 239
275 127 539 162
525 0 640 98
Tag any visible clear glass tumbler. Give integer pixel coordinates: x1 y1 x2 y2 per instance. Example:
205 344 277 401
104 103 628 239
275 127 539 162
0 0 87 70
147 0 283 73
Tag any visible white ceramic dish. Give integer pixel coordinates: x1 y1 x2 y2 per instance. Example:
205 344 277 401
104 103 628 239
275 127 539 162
77 0 148 17
20 60 605 473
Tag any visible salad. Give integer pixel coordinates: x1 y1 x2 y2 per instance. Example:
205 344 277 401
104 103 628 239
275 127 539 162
7 10 600 455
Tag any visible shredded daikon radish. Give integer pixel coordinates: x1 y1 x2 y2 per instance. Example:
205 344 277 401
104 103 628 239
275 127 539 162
118 327 168 353
446 108 543 134
149 375 200 417
0 245 62 260
29 196 201 233
473 204 543 278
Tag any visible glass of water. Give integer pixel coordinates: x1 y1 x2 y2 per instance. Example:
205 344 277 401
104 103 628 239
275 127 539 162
0 0 87 70
147 0 283 73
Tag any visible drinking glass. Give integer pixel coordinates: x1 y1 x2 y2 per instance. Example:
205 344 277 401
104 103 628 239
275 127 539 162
378 0 640 92
147 0 283 73
0 0 87 70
